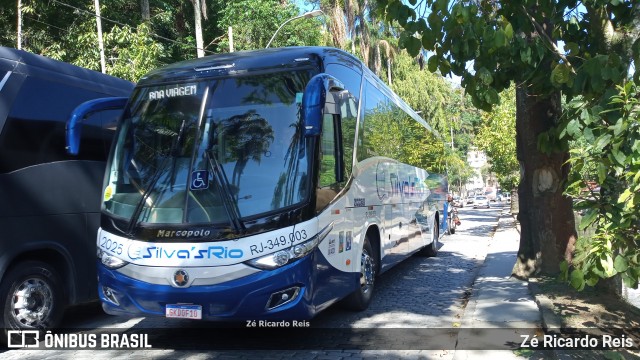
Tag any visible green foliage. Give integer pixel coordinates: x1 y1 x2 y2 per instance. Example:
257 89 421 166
390 52 478 185
563 82 640 289
43 16 162 82
2 1 323 77
475 86 519 190
378 0 639 286
213 0 323 51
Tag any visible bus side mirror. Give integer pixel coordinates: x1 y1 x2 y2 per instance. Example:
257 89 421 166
302 73 344 137
66 97 128 155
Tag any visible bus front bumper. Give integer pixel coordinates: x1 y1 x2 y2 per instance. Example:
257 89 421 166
97 253 318 321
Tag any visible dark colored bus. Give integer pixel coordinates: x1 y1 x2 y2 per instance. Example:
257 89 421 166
0 47 134 331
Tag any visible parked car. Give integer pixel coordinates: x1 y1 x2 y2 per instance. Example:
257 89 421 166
473 195 490 208
466 197 475 205
453 196 464 208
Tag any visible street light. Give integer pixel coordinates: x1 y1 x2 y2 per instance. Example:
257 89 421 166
265 9 324 49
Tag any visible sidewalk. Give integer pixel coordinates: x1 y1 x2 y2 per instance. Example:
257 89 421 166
454 207 543 359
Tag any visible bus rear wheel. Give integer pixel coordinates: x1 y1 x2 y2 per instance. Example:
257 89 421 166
420 221 439 257
342 236 376 311
0 261 64 332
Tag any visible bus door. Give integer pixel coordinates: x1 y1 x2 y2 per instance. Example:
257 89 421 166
314 103 356 305
382 162 407 268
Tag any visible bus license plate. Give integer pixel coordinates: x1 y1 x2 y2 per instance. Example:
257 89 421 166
165 304 202 319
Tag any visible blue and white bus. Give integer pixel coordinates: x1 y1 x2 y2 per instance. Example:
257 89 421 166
70 47 447 321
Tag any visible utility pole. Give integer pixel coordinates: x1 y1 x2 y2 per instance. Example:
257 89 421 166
192 0 205 58
17 0 22 50
228 26 234 52
94 0 106 73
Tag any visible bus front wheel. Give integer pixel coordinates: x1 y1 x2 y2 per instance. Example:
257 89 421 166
0 261 65 332
342 236 376 311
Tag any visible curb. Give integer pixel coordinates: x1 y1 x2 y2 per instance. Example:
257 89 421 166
509 210 565 359
509 212 564 335
527 280 563 333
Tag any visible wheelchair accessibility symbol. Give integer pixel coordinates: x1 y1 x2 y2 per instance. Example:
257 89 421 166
190 170 209 190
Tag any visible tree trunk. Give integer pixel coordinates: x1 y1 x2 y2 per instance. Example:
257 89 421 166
512 85 577 278
192 0 205 58
140 0 150 21
17 0 22 50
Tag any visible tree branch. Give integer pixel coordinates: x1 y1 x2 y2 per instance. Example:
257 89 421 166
520 5 576 75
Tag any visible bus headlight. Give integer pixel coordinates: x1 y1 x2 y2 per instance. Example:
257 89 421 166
246 236 321 270
97 248 129 269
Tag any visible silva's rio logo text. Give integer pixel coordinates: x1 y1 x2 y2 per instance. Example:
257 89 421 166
127 244 243 260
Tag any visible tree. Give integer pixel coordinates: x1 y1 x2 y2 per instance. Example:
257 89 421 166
376 0 639 280
475 86 519 191
191 0 206 58
212 0 323 51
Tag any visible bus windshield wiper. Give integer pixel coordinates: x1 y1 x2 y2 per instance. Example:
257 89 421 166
126 120 187 235
205 149 246 234
126 156 170 235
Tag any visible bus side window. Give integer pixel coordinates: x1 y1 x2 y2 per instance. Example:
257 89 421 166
319 114 338 188
340 96 357 180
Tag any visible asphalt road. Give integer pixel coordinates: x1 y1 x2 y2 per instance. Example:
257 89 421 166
2 203 505 359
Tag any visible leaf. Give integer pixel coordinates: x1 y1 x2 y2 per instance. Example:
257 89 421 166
579 209 598 230
618 189 633 204
504 23 513 40
611 118 626 137
622 272 639 289
566 119 580 137
601 254 616 277
478 67 493 85
611 149 626 166
565 42 579 55
583 127 594 142
428 55 439 72
570 269 585 291
421 30 436 50
485 88 500 105
580 108 591 122
406 36 422 57
494 29 507 48
551 63 571 86
559 260 569 281
595 134 613 151
585 273 600 287
614 255 629 273
428 11 442 30
597 163 607 183
520 47 532 64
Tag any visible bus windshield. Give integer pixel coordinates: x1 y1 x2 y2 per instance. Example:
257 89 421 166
103 70 313 226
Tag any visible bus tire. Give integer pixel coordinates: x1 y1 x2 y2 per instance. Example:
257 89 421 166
342 236 376 311
420 221 439 257
0 261 65 333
